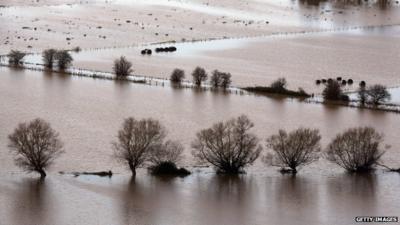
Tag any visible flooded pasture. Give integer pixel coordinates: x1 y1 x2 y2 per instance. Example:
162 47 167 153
0 67 400 225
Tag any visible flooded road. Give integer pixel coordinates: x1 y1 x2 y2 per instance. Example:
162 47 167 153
0 67 400 225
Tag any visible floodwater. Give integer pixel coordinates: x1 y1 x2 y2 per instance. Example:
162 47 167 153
1 67 400 225
40 24 400 93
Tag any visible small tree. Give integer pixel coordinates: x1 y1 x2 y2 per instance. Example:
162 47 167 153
270 78 287 91
55 50 73 70
42 49 57 69
192 66 207 87
112 117 166 176
192 115 262 174
326 127 385 172
170 68 185 83
210 70 222 88
358 86 367 105
8 118 64 178
220 72 232 89
7 50 26 66
210 70 232 89
322 80 342 101
366 84 391 105
265 128 321 173
113 56 133 77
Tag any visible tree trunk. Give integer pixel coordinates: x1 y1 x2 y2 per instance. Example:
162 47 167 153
38 169 47 178
129 162 136 177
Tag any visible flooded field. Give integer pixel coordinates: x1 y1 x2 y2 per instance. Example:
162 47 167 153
0 68 400 225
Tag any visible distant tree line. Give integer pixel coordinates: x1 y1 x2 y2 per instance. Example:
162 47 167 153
7 116 395 178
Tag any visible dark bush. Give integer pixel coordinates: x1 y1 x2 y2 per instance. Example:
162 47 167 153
336 77 342 81
322 80 342 101
316 80 321 85
360 81 366 87
347 79 353 85
148 161 190 176
341 80 347 85
321 79 327 83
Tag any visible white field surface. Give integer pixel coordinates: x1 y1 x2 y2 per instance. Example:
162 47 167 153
1 0 400 53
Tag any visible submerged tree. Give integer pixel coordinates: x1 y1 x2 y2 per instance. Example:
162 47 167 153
55 50 73 70
210 70 232 89
42 49 57 69
192 115 262 174
112 117 166 176
322 80 343 101
192 66 208 87
170 68 185 83
7 50 26 66
113 56 133 77
265 128 321 173
8 118 64 178
326 127 385 172
366 84 391 105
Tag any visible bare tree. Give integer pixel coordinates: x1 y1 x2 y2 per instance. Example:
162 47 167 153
7 50 26 66
220 72 232 89
170 68 185 83
270 78 287 91
366 84 391 105
326 127 386 172
8 118 64 178
192 115 262 174
210 70 232 89
42 49 57 69
55 50 73 70
265 128 321 173
323 80 343 101
113 56 133 77
112 117 166 176
210 70 222 88
192 66 208 87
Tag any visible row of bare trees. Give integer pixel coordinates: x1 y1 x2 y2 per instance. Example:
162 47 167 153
8 116 390 178
170 66 232 88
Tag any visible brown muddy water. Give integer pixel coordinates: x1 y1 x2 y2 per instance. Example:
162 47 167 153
0 67 400 225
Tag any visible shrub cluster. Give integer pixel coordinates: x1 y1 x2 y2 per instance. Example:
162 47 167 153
155 46 177 53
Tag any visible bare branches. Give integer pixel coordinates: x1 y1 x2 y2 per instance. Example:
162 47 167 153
8 118 64 178
192 66 208 87
170 68 185 83
326 127 385 172
192 115 262 174
112 117 166 176
113 56 133 77
265 128 321 173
